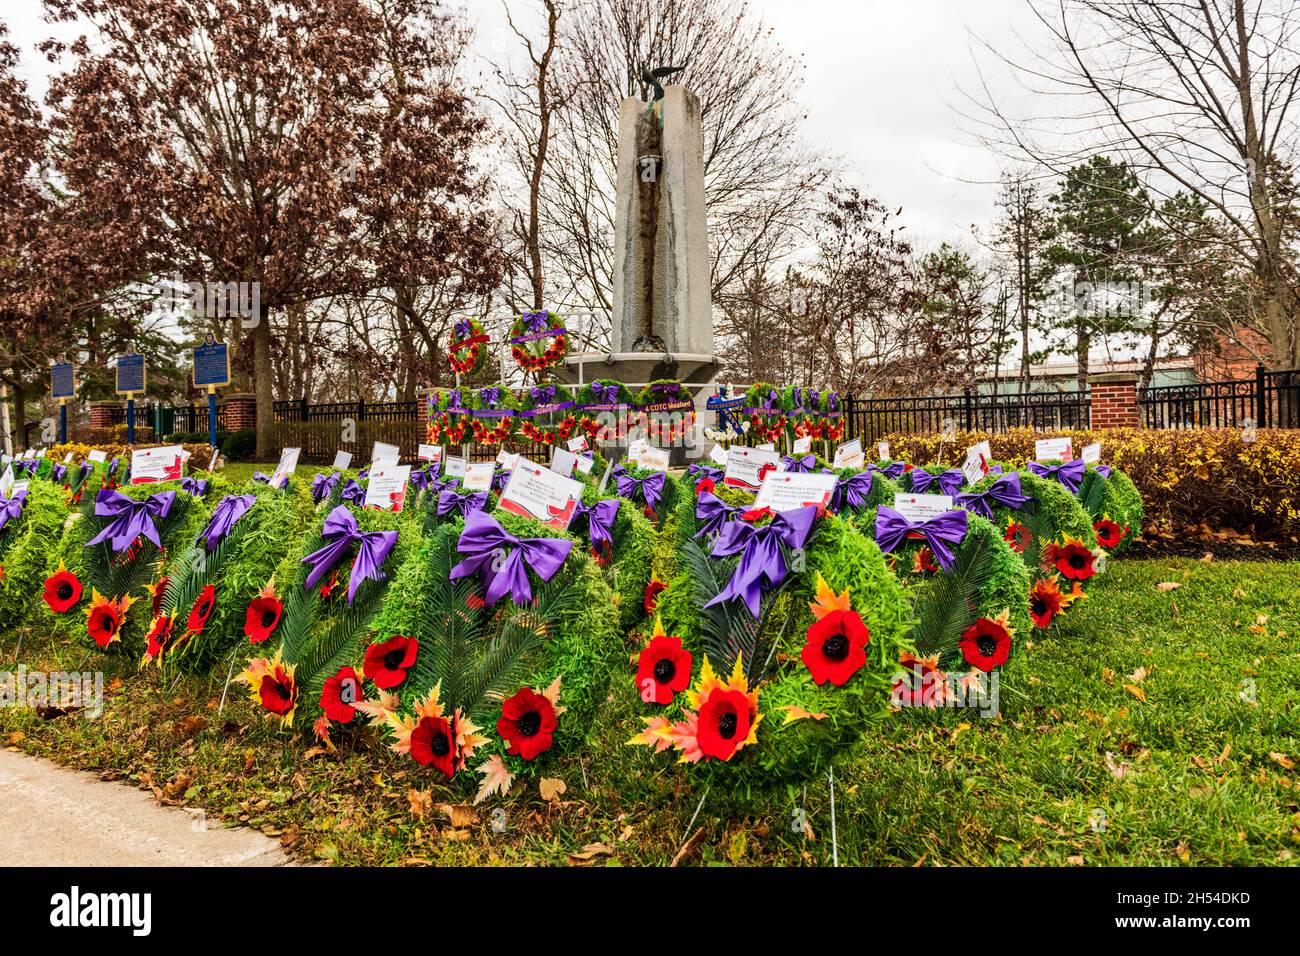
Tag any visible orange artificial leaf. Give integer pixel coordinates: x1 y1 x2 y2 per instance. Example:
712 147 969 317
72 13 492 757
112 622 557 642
473 754 515 805
808 573 852 620
780 705 829 725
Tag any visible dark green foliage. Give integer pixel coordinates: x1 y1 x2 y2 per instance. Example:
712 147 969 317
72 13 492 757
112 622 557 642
577 483 656 633
220 430 257 462
1078 466 1145 554
0 482 70 637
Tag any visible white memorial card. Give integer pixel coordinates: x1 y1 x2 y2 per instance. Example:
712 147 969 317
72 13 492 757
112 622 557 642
723 446 782 493
462 461 494 491
270 447 301 489
961 440 993 487
88 450 107 464
709 444 730 466
443 456 467 480
566 435 589 453
833 439 865 470
1081 442 1102 465
130 445 185 484
792 435 813 456
364 464 411 512
755 471 838 513
1035 437 1074 461
418 444 443 465
893 493 954 522
498 460 582 530
331 450 353 470
878 441 891 461
550 447 579 478
371 441 401 466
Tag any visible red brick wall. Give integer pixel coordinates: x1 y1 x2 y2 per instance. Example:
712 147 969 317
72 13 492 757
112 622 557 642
224 394 257 431
1195 329 1270 381
1089 374 1139 430
88 402 118 430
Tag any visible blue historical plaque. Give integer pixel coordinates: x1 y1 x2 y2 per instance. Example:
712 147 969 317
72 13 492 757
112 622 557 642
193 341 231 388
115 353 147 396
51 363 76 399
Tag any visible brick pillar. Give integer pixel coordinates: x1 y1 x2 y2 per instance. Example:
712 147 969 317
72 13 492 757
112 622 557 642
224 393 258 431
89 401 120 430
1088 372 1140 430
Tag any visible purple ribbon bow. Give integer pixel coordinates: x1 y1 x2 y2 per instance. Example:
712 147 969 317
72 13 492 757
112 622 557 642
1094 464 1112 480
827 392 840 412
616 470 666 512
688 464 724 483
107 457 120 475
651 382 682 400
955 473 1033 520
0 491 28 533
910 469 964 497
340 479 366 505
86 489 177 554
781 454 817 474
523 310 550 333
492 469 512 494
695 491 742 539
449 510 573 607
408 467 438 493
1028 459 1086 495
301 506 400 605
877 461 907 481
52 464 68 483
590 383 621 405
531 385 557 405
455 318 473 339
704 505 820 618
573 498 620 550
874 506 968 573
830 471 875 513
79 462 94 479
437 489 489 518
252 471 271 484
197 493 255 551
480 386 502 407
448 389 464 411
181 477 209 498
311 472 340 503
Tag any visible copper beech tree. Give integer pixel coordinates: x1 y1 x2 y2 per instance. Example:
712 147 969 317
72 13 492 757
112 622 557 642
43 0 501 457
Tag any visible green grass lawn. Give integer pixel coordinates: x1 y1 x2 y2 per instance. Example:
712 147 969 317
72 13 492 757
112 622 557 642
3 557 1296 866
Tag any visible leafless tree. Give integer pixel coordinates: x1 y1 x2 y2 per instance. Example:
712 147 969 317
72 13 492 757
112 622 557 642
967 0 1300 370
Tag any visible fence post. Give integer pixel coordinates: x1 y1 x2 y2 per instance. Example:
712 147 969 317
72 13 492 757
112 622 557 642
299 396 309 423
1255 363 1267 428
844 395 855 440
963 388 973 432
357 398 366 421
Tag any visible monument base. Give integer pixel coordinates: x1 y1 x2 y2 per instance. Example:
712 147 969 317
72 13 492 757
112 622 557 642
557 352 720 467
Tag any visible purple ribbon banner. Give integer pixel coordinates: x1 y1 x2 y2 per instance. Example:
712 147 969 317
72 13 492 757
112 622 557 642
448 510 572 607
873 506 969 573
301 505 400 605
86 489 177 554
704 504 820 618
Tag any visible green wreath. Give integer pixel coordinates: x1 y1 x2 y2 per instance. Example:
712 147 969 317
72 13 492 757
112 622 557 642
448 316 491 376
509 309 568 372
1078 465 1144 555
0 481 71 640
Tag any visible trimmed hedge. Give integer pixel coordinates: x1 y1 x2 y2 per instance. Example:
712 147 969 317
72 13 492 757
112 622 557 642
878 427 1299 536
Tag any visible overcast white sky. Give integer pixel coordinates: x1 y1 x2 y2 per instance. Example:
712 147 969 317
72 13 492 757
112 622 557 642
4 0 1043 247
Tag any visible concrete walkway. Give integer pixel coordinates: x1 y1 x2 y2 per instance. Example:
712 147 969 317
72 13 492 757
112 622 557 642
0 749 295 866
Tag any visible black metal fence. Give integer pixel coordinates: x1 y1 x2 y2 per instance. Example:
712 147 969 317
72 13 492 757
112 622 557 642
1139 364 1300 430
99 402 229 436
842 388 1091 444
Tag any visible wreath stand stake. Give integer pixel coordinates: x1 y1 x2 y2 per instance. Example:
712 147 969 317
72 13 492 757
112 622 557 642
217 649 238 716
828 767 839 867
681 780 711 843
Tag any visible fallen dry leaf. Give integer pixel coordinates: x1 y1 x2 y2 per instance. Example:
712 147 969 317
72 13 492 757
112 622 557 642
1127 666 1150 684
1104 752 1132 780
437 803 479 828
1155 582 1181 591
473 754 514 805
1268 752 1294 770
1124 684 1147 702
539 777 567 802
568 842 616 865
407 788 432 820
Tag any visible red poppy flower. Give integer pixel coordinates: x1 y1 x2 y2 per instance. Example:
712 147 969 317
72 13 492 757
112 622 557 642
43 565 83 614
741 506 773 523
1004 521 1031 553
959 615 1013 672
1029 577 1065 628
320 666 364 724
319 571 341 600
892 653 947 708
363 635 419 689
497 687 558 761
697 688 755 761
149 577 169 617
259 664 298 718
644 579 667 613
410 712 460 777
912 547 939 574
187 584 217 633
244 595 283 644
1047 537 1096 581
86 594 125 649
1093 518 1127 550
695 477 716 495
636 633 693 704
143 613 187 664
801 609 870 686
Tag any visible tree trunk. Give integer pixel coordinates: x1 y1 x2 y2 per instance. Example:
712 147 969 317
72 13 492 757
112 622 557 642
253 303 275 460
12 378 26 452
